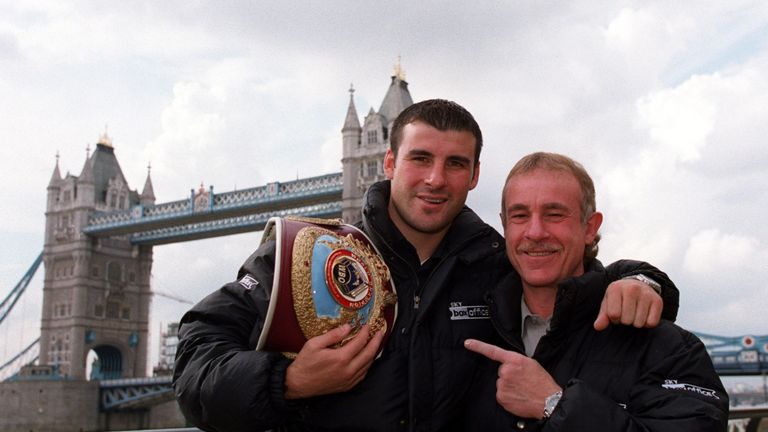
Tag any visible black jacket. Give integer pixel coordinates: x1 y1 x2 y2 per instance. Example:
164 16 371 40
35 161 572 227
173 180 681 432
464 260 728 431
173 180 506 431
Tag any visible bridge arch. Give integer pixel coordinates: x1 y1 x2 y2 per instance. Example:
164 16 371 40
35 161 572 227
87 345 123 380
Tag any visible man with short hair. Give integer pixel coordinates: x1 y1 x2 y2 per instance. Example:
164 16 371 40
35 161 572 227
173 101 679 431
464 152 727 430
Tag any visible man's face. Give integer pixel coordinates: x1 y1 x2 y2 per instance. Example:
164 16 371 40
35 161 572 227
502 168 602 290
384 121 480 241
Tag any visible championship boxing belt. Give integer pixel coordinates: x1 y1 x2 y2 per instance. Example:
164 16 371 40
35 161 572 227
256 216 397 357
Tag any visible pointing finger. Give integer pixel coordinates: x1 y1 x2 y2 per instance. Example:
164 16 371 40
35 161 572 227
464 339 514 363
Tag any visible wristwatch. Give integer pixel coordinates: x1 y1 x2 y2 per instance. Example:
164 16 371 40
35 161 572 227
543 390 562 419
622 274 662 295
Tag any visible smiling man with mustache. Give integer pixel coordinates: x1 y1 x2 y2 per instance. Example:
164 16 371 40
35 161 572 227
464 152 728 431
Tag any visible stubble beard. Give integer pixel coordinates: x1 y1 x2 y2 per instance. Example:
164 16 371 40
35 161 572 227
390 195 453 236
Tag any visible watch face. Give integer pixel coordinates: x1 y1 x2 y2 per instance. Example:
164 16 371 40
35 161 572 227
544 391 562 418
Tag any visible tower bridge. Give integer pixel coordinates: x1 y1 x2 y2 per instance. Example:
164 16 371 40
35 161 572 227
0 70 412 431
0 70 766 431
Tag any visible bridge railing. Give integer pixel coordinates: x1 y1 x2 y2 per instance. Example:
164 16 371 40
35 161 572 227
694 332 768 376
728 405 768 431
100 375 174 411
130 201 342 245
84 172 343 237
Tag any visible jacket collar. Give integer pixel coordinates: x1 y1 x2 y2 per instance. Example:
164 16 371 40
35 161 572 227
488 259 612 356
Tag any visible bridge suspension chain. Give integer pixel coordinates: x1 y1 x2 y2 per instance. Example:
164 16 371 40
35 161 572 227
0 252 43 326
0 337 39 381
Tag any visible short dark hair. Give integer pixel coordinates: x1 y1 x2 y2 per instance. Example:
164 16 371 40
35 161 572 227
390 99 483 165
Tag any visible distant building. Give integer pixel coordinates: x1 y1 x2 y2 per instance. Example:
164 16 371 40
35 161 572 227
153 322 180 376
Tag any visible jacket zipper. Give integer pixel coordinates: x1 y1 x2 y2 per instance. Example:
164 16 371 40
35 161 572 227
369 219 492 317
413 229 488 315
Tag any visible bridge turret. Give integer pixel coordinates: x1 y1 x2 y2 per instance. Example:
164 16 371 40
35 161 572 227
40 131 152 381
341 65 414 223
342 84 362 223
377 60 413 127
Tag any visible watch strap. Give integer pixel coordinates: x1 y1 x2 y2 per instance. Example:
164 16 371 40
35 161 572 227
622 274 662 295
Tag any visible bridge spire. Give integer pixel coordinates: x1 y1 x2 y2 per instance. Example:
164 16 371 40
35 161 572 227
98 125 113 148
48 151 62 186
342 83 361 132
379 58 413 124
393 55 406 81
141 162 156 205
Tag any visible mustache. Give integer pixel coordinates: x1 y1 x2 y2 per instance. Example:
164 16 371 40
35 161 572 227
518 243 560 253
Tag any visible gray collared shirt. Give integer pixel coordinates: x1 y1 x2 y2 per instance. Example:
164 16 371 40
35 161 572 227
521 297 552 357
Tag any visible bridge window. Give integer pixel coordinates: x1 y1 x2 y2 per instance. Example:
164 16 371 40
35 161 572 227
106 301 120 319
383 126 388 141
94 304 104 318
129 271 136 283
121 307 130 320
92 266 100 278
366 160 378 178
367 130 378 145
107 262 122 283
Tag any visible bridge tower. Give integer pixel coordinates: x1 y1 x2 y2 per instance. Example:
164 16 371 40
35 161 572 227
41 132 155 380
341 61 413 223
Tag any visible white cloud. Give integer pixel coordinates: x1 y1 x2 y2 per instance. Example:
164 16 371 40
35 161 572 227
637 75 717 162
683 229 765 277
604 6 693 65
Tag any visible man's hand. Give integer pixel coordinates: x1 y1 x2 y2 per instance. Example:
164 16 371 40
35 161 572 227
594 279 663 331
284 324 384 399
464 339 560 419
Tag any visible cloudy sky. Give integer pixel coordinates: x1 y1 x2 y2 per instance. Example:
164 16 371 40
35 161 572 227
1 1 767 376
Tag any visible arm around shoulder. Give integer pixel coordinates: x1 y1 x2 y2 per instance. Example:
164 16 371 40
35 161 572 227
605 259 680 322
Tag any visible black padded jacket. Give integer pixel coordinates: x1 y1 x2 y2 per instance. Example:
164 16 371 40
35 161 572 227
462 260 727 431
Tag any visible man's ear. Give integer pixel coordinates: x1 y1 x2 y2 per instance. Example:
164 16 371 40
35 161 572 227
383 149 396 180
469 161 481 190
585 211 603 245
